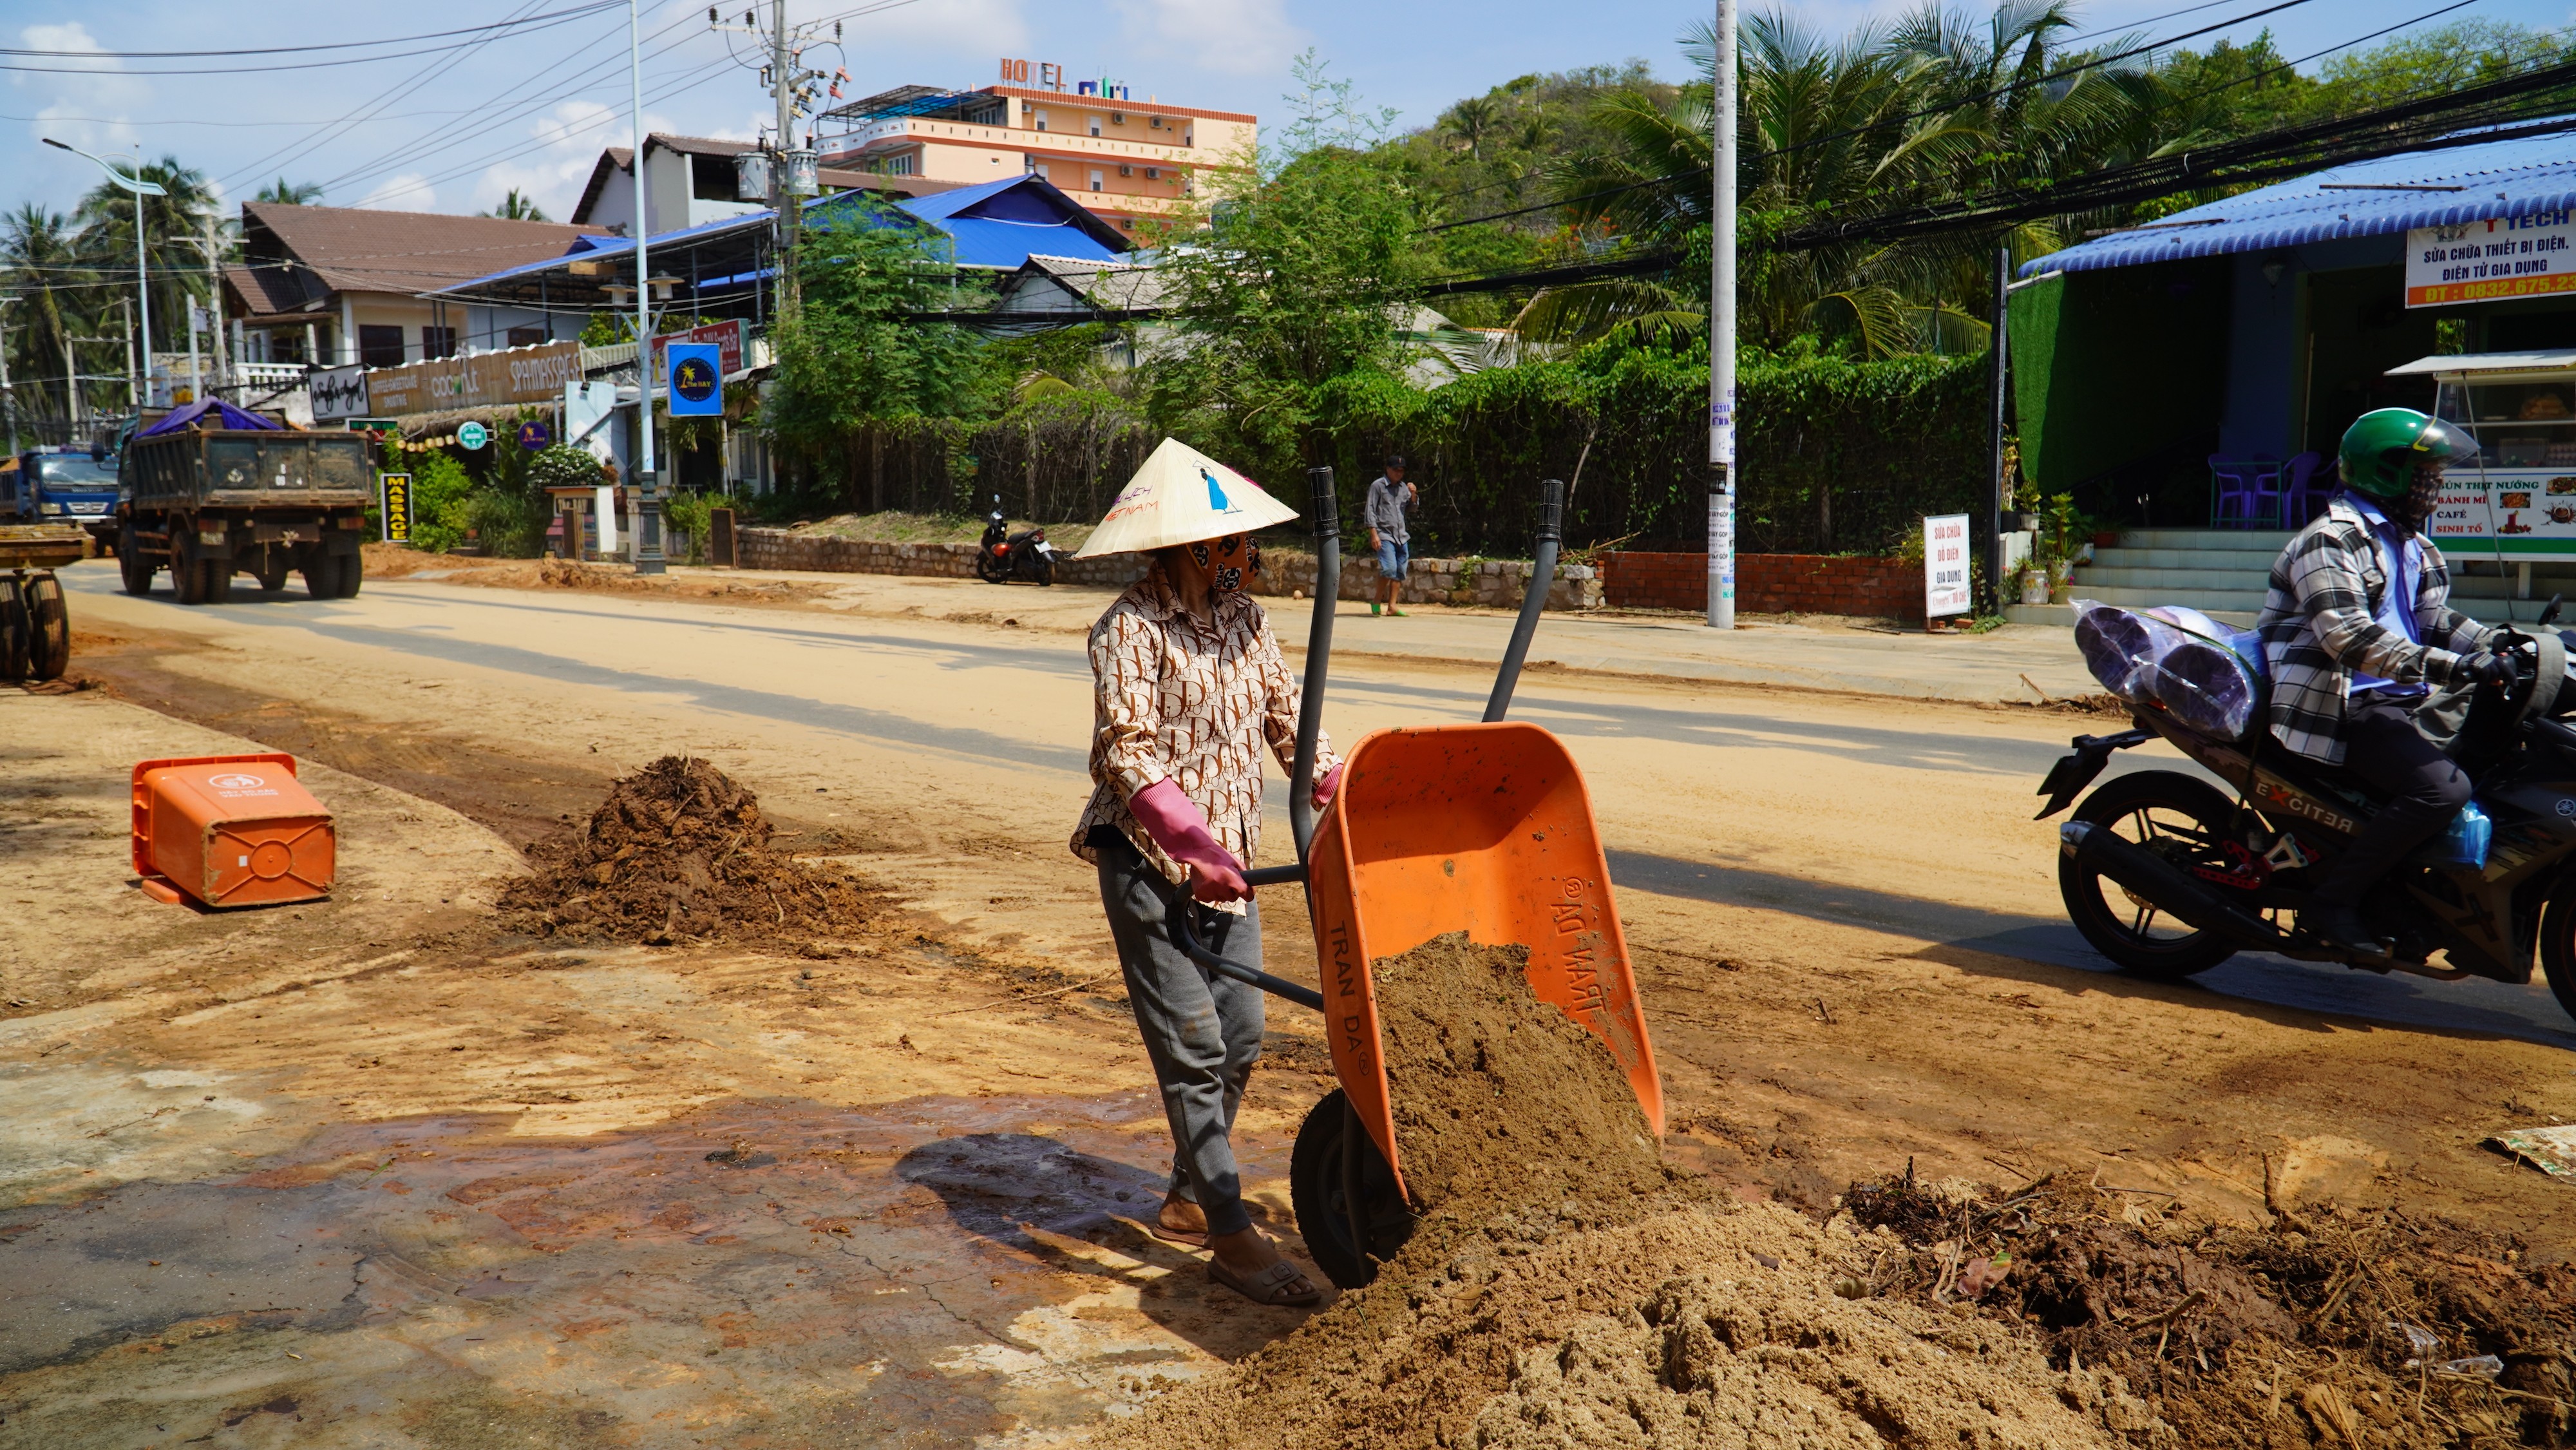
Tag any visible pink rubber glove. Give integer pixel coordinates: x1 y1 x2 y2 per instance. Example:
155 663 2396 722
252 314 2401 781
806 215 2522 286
1128 779 1249 903
1312 763 1344 810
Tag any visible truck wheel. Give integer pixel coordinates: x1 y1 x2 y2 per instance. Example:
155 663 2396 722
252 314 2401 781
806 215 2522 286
300 554 335 599
0 579 27 681
118 523 156 596
173 537 207 605
25 574 69 681
254 555 290 593
200 556 233 605
334 551 364 599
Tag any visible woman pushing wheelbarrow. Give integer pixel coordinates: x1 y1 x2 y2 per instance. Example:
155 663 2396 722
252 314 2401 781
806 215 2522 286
1068 438 1341 1308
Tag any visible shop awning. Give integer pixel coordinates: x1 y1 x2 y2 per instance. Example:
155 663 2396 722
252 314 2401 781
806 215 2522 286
2023 121 2576 277
2388 349 2576 376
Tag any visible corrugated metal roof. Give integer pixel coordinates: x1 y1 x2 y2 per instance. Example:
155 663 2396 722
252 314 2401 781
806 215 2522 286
2018 122 2576 277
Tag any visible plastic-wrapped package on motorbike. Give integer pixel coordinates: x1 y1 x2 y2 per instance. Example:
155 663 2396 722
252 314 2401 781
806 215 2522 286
2072 599 2266 741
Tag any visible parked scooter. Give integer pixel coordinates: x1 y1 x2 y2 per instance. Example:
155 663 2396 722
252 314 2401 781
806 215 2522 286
974 495 1056 586
2038 595 2576 1025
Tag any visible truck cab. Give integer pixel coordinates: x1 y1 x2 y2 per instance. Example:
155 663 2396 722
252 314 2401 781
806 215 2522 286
5 447 120 526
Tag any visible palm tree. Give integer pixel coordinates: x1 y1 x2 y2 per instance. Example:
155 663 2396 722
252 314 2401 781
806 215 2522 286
487 189 549 222
1 203 93 425
1441 96 1504 162
255 178 324 205
71 156 220 376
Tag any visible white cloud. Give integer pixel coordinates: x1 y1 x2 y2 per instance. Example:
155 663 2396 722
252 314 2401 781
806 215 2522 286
15 23 144 160
1112 0 1302 77
861 0 1029 54
354 171 437 212
475 100 627 220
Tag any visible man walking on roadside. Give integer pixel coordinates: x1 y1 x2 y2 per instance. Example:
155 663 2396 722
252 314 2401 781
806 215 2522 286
1363 454 1415 618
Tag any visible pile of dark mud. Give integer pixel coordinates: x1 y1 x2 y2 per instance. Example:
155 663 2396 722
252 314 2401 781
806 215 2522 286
1106 936 2147 1450
498 756 881 945
1844 1170 2576 1448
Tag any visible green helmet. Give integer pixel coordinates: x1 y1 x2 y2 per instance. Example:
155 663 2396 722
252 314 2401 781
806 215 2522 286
2338 407 2474 499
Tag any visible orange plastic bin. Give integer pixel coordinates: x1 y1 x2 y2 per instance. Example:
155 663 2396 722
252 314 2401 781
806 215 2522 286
130 752 334 908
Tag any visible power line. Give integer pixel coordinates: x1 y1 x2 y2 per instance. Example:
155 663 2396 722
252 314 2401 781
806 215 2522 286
0 4 627 75
0 4 623 59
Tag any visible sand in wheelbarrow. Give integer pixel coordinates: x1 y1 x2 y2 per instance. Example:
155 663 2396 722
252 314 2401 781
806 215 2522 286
1102 935 2146 1450
498 755 881 944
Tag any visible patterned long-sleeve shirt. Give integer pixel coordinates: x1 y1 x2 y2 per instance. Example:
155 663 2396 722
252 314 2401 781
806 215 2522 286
1071 564 1341 913
2254 493 2496 763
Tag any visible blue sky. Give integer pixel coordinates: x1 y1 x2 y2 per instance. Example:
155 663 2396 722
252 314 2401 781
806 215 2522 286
4 0 2570 221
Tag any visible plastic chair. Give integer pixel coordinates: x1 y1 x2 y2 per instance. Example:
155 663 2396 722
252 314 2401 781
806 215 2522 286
2209 455 2286 529
2282 452 2328 524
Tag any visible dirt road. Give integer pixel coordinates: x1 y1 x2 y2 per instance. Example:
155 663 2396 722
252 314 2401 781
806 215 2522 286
4 558 2571 1447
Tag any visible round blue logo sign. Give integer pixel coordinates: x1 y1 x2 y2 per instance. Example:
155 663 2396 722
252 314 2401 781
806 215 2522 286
517 419 551 451
672 356 719 406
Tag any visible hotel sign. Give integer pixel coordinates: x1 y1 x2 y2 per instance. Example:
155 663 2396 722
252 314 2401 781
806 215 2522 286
2407 213 2576 308
365 339 584 417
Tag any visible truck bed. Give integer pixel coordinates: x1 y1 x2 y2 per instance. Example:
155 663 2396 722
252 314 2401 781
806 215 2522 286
0 523 91 569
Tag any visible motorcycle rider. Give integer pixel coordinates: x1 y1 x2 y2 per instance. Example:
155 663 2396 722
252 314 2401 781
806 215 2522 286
2255 406 2514 958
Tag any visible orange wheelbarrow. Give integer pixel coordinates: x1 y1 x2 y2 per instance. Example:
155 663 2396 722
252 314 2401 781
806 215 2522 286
1170 473 1662 1288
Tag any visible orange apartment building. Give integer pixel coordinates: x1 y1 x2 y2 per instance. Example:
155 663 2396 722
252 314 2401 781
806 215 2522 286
815 62 1255 234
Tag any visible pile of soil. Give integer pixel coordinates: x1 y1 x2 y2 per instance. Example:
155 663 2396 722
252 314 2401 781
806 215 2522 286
1106 937 2149 1450
498 756 881 944
1845 1171 2576 1448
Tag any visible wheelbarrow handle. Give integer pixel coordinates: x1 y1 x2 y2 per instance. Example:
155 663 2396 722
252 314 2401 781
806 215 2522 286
1485 478 1564 723
1286 466 1340 866
1242 863 1307 888
1167 901 1325 1012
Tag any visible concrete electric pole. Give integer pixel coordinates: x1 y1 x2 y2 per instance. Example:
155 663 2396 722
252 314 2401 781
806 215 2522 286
629 0 666 574
1706 0 1738 630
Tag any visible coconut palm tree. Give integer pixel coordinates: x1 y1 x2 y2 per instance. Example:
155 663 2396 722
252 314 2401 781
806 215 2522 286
255 178 324 205
71 156 221 376
487 188 549 221
1 203 93 426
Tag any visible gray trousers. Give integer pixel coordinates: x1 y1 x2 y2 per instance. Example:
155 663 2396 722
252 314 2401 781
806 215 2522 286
1094 832 1264 1237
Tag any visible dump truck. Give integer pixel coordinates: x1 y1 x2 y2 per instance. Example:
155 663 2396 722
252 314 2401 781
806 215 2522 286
115 414 372 604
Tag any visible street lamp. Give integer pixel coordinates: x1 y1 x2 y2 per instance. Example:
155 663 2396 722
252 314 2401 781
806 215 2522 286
43 138 166 410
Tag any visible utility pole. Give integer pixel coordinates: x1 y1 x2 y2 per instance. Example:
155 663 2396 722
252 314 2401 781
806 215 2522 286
629 0 665 574
0 299 17 455
200 213 232 399
122 296 138 410
1985 245 2010 616
1705 0 1738 630
774 0 799 312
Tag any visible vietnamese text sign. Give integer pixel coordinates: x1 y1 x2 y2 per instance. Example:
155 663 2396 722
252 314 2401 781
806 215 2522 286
2427 470 2576 554
2407 212 2576 309
365 339 584 417
381 472 412 544
1924 513 1972 616
649 320 744 379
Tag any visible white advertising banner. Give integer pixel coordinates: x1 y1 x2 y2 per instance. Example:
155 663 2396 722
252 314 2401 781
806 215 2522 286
2426 470 2576 554
1924 513 1972 617
2406 211 2576 309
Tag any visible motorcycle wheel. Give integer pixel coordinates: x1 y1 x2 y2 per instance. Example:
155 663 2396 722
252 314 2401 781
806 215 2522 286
1287 1089 1414 1290
2533 873 2576 1027
1032 555 1054 587
2058 769 2242 980
975 553 1007 584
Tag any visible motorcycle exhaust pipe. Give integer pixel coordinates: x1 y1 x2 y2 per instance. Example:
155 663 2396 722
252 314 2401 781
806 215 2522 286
2060 820 2289 950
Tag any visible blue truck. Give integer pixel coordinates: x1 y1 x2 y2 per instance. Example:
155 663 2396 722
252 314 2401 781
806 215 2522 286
3 446 121 540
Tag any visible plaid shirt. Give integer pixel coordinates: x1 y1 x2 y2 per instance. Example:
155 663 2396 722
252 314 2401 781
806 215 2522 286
1070 563 1340 914
2253 493 2495 763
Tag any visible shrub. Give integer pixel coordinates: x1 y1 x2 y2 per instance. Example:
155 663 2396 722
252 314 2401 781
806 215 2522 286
408 452 477 553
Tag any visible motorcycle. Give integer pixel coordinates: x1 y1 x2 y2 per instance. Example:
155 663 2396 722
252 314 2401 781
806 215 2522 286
2038 596 2576 1025
974 495 1056 586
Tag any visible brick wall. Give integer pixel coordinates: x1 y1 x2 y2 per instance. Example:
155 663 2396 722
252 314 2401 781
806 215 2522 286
1601 551 1924 622
732 528 1604 610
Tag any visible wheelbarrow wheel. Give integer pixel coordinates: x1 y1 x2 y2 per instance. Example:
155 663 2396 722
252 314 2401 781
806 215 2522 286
1289 1089 1414 1290
0 578 28 682
24 573 69 681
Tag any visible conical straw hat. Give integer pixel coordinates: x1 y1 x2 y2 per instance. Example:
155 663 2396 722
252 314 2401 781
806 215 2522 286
1074 437 1299 558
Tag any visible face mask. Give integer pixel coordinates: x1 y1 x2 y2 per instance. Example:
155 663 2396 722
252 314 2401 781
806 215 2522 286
1189 535 1255 594
2391 463 2443 534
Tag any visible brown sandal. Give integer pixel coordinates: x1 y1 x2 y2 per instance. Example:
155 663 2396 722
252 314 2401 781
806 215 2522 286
1210 1256 1321 1307
1146 1221 1210 1250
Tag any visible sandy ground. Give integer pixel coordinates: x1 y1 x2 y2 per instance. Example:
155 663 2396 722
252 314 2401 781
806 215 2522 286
2 557 2571 1447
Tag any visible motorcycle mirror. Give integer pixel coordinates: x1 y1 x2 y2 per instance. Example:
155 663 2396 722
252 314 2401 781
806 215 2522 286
2542 593 2564 627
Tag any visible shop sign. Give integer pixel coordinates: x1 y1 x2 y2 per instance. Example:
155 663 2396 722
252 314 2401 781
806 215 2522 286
2407 212 2576 308
457 421 490 451
2427 473 2576 554
517 419 551 451
649 320 744 379
312 364 369 421
364 339 583 416
381 472 413 544
1924 513 1972 616
666 343 723 417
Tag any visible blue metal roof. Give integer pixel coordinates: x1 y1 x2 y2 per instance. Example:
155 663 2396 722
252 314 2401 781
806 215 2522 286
2021 122 2576 277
